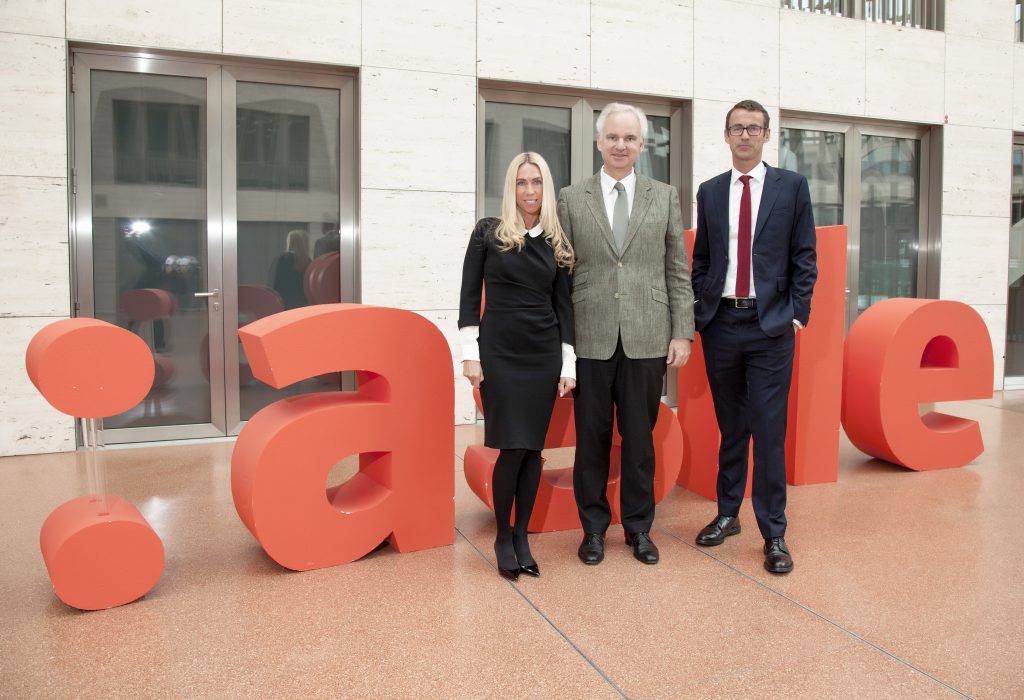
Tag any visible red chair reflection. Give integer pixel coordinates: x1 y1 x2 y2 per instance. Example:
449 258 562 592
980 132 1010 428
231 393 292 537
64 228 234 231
201 285 285 386
119 288 177 417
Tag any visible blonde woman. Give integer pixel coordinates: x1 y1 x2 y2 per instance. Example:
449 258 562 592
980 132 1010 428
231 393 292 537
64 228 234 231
459 152 576 581
271 229 311 309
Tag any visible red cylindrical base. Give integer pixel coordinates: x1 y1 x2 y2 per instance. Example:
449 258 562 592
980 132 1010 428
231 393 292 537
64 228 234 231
40 495 164 611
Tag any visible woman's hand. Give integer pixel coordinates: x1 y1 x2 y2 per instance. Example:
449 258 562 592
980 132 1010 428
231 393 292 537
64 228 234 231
463 360 484 388
558 377 576 397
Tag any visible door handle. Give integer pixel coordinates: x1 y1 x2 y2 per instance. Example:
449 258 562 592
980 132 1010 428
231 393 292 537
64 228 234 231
194 289 221 311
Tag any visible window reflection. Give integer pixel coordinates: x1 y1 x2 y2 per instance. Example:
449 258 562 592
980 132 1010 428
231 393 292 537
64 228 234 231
235 82 344 421
112 100 201 185
237 108 311 190
484 103 571 216
779 127 844 226
858 134 920 313
92 71 211 429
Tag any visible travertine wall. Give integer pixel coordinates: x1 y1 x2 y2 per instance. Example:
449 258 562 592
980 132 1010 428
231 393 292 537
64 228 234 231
0 0 1018 455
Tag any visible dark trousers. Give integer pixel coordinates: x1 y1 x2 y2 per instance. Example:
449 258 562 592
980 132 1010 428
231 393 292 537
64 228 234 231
573 337 666 535
701 305 795 539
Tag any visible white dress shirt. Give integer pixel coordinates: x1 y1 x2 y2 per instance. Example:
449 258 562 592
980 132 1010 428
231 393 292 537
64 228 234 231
724 160 766 299
460 223 577 379
600 167 636 229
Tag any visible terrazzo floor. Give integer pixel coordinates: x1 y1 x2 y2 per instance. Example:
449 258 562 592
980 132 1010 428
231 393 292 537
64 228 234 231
1 394 1021 698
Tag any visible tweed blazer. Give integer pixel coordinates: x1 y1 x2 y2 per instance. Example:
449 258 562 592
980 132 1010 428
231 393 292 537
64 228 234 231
557 172 694 360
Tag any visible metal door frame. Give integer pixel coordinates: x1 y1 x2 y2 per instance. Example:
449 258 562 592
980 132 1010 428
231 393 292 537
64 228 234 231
477 86 687 219
221 66 357 434
781 114 934 329
1005 137 1024 390
71 52 225 443
475 85 690 404
70 49 358 443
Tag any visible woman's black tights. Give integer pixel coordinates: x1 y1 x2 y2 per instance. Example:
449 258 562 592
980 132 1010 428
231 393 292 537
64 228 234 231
492 448 543 571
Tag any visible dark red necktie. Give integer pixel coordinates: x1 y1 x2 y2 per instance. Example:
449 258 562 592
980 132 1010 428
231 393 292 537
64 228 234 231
736 174 752 298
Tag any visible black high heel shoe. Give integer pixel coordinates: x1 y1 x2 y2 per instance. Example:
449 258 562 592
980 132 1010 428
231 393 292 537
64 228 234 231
494 541 519 581
513 532 539 577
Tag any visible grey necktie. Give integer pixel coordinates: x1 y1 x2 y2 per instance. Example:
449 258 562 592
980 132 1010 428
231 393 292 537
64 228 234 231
612 181 628 253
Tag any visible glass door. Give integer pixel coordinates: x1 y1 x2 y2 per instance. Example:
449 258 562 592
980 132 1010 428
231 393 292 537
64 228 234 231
72 53 356 443
857 133 923 315
222 68 356 431
73 55 225 441
477 89 689 403
779 118 933 328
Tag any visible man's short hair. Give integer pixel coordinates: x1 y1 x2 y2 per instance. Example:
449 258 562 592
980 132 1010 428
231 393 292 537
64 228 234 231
725 100 770 130
595 102 649 142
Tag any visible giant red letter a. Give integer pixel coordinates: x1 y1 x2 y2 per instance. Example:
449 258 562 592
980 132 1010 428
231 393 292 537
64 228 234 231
231 304 454 571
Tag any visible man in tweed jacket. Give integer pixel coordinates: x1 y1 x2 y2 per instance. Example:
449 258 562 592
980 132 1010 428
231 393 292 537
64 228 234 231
557 102 694 566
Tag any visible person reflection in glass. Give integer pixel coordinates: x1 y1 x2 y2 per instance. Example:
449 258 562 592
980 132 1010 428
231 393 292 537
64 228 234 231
459 152 576 581
121 230 167 350
270 229 311 309
314 226 340 258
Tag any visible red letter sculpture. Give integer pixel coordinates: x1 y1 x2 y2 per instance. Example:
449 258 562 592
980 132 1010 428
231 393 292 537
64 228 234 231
232 304 454 571
464 391 682 532
678 226 847 499
27 318 163 610
842 298 993 469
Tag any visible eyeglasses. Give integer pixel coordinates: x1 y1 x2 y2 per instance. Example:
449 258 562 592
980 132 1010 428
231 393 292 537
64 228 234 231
727 124 766 136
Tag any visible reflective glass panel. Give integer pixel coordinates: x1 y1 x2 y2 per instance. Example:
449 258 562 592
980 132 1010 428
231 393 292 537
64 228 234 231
235 82 343 421
483 103 571 216
592 112 670 183
857 134 921 313
779 127 844 226
90 71 211 428
1007 144 1024 377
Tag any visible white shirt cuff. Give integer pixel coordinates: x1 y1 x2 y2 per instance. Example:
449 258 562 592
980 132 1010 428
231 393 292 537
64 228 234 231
460 326 480 362
560 343 576 380
793 319 804 330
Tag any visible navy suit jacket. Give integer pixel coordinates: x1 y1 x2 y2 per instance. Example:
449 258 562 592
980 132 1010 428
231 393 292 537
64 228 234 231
692 164 817 338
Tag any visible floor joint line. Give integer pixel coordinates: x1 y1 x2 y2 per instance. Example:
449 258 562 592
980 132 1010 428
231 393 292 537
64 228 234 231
454 526 630 699
655 525 973 699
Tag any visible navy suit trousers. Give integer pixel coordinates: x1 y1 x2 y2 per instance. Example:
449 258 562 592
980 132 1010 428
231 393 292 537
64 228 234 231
701 305 794 539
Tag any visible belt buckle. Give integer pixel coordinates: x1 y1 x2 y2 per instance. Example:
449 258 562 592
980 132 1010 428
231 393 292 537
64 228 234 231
735 297 754 309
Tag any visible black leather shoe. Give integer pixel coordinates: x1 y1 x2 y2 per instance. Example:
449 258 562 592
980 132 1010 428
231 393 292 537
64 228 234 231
695 515 741 547
624 531 659 564
763 537 794 574
577 533 605 565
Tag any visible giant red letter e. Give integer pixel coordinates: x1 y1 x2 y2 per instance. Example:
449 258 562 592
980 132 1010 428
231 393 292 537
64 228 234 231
842 299 993 470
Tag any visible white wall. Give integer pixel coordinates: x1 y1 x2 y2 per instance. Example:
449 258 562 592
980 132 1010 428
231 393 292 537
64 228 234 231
0 0 1019 455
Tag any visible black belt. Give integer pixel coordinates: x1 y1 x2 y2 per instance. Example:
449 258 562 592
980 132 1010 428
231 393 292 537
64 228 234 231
723 297 756 309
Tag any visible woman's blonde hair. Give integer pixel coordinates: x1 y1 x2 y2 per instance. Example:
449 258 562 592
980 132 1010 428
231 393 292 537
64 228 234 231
495 152 574 269
285 229 311 272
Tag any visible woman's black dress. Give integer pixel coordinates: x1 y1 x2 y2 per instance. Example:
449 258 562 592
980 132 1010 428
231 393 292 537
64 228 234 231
459 218 574 451
270 252 308 309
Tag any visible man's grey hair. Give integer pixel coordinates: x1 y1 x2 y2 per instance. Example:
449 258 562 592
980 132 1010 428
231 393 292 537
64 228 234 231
595 102 649 143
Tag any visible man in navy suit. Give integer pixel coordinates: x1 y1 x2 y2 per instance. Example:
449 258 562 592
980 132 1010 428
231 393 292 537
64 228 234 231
692 99 817 573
